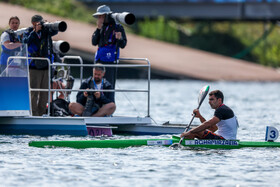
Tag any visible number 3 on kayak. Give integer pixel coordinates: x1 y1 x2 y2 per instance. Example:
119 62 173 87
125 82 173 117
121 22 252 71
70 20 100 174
265 126 279 142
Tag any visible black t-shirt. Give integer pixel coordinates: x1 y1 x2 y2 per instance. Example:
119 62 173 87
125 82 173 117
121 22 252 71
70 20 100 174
214 104 234 120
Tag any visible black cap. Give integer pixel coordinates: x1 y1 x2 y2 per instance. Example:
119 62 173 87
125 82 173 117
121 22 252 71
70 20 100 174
31 15 43 23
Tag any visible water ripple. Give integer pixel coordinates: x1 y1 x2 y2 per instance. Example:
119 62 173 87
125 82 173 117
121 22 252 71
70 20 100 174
1 80 280 186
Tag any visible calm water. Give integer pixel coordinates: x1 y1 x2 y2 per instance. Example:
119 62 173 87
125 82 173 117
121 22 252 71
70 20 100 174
1 80 280 187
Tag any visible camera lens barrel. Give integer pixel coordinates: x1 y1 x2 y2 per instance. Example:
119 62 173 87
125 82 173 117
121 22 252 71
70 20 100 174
57 21 67 32
53 40 70 53
111 12 136 25
124 13 136 25
43 21 67 32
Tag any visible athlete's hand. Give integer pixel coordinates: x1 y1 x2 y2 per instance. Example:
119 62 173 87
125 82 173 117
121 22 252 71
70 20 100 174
193 109 201 118
180 131 191 138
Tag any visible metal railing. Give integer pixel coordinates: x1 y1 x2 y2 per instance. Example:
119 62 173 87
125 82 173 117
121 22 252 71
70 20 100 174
5 56 151 117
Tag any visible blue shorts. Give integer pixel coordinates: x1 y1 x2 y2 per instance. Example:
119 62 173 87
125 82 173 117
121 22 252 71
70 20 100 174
202 130 224 139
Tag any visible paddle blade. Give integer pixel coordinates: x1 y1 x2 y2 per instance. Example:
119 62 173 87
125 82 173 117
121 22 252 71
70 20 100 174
198 85 210 108
169 137 184 149
169 143 184 150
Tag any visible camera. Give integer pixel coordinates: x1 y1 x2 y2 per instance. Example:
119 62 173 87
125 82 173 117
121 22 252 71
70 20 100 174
109 12 136 25
82 90 100 116
14 28 26 35
41 21 67 32
55 67 68 79
15 21 67 36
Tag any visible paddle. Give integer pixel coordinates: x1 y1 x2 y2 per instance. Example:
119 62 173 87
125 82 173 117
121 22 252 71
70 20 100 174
170 85 210 149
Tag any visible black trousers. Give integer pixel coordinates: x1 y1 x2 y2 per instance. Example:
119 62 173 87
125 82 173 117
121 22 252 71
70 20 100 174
96 61 117 89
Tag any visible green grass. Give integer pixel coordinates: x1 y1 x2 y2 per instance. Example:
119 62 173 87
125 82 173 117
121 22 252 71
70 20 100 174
5 0 94 23
134 18 280 67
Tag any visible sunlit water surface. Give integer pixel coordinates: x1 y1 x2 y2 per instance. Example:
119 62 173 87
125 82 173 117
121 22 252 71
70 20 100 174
1 80 280 187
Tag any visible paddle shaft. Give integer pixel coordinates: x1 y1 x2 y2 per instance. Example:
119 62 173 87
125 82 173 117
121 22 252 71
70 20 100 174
178 107 199 144
178 88 209 144
171 85 209 146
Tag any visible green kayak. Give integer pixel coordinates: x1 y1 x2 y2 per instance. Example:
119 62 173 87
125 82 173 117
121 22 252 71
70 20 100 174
29 136 280 149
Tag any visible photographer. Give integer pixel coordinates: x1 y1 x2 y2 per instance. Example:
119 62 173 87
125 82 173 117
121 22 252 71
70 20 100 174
92 5 127 89
69 65 116 117
0 16 22 74
22 15 58 116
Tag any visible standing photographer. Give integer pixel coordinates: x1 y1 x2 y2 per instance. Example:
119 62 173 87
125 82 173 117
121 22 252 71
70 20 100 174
0 16 22 74
92 5 127 89
22 15 58 116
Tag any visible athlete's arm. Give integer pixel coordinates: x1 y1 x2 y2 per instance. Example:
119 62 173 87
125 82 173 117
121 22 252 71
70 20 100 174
189 116 220 134
193 109 206 123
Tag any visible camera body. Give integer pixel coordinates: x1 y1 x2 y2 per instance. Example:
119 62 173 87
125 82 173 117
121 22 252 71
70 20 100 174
41 21 67 32
87 89 96 96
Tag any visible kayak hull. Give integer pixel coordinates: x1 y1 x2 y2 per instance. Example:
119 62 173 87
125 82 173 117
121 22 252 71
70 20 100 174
183 139 280 149
29 136 280 149
29 138 176 149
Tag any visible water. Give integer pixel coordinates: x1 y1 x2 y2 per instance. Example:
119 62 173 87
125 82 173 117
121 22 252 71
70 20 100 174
1 80 280 187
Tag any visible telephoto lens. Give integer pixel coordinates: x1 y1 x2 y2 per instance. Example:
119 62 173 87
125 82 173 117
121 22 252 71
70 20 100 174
43 21 67 32
53 40 70 53
111 12 136 25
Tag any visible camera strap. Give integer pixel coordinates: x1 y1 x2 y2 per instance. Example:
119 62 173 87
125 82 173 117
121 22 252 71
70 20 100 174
92 79 104 96
35 32 41 39
103 24 118 45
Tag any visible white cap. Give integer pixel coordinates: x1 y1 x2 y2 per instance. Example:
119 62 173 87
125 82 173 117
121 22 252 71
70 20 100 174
92 5 112 18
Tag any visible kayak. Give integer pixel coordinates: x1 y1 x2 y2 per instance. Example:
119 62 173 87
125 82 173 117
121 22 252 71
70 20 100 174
28 136 280 149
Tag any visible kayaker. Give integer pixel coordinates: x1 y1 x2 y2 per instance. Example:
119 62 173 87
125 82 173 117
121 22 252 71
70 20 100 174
180 90 239 140
69 65 116 117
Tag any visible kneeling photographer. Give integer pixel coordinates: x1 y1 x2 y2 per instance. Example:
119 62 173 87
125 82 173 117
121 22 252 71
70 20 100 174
69 65 116 117
22 15 66 116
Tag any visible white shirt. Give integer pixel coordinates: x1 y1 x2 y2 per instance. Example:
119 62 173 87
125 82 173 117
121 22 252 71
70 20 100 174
216 116 239 140
0 32 10 45
95 83 102 90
